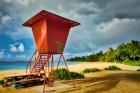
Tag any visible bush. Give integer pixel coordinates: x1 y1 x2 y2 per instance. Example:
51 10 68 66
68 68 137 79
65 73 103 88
51 68 84 80
105 65 121 70
0 80 4 84
137 69 140 71
83 68 101 73
70 72 84 79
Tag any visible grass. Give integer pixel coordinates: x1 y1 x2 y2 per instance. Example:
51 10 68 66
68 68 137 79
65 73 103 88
105 65 121 71
83 68 101 73
117 60 140 66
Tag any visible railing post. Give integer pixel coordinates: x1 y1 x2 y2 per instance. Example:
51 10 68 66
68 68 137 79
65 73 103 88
26 49 37 74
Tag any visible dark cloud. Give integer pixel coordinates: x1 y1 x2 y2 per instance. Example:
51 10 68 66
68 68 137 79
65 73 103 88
65 18 140 53
0 1 23 34
99 0 140 21
76 8 98 16
0 0 140 59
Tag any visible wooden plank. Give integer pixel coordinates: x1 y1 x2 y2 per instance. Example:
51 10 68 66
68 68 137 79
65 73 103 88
5 78 42 85
4 73 38 78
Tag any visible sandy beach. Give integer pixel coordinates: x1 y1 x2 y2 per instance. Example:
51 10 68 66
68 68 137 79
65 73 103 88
0 62 140 93
0 62 140 78
67 62 140 72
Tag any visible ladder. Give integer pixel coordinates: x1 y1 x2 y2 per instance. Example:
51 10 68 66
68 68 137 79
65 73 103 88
26 50 72 93
26 50 50 74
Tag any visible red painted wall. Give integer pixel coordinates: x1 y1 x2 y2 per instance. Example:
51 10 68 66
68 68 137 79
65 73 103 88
23 10 80 54
31 18 48 54
31 17 70 54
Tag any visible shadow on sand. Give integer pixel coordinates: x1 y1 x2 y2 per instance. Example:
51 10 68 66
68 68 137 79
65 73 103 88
58 72 140 93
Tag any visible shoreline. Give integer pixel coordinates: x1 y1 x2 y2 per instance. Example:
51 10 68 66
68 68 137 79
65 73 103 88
0 62 139 74
68 62 140 72
1 62 140 71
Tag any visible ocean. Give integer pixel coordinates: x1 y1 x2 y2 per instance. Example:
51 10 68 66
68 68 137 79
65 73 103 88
0 61 79 70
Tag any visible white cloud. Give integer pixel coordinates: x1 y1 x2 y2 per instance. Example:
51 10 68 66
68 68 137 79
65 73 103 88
16 0 32 6
18 43 24 52
1 15 11 24
36 0 99 20
57 4 63 11
6 28 33 40
64 52 91 59
1 0 140 57
10 43 25 52
96 18 140 39
2 0 33 6
10 45 17 52
65 18 140 54
0 51 4 58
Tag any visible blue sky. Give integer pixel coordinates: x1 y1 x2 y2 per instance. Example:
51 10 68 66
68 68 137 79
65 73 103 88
0 0 140 61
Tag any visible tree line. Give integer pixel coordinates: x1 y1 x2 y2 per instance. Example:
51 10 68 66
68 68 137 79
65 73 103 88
67 40 140 62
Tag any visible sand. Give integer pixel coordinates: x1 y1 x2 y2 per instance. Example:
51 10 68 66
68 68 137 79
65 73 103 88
67 62 140 72
60 71 140 93
0 62 140 78
0 70 26 79
0 62 140 93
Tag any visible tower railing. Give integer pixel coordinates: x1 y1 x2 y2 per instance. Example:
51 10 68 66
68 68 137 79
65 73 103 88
26 49 38 74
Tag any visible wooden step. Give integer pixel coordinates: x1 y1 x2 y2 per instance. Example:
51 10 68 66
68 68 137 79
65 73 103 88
36 66 42 67
35 68 41 70
36 64 43 66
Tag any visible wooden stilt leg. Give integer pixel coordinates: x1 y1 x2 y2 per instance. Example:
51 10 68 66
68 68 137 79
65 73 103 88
51 54 53 72
61 54 72 80
49 54 54 86
52 54 54 71
48 55 51 78
47 55 50 77
57 54 61 69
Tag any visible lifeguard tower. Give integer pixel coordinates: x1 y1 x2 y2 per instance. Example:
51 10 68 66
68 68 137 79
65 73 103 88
23 10 80 84
0 10 80 90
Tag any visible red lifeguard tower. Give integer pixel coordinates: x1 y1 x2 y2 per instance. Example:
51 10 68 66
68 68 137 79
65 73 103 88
23 10 80 78
0 10 80 90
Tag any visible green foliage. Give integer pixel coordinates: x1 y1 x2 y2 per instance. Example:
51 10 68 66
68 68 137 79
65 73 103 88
117 61 140 66
67 40 140 65
67 51 105 62
0 80 4 84
70 72 84 79
105 48 115 62
51 68 84 80
67 56 87 62
83 68 101 73
105 65 121 70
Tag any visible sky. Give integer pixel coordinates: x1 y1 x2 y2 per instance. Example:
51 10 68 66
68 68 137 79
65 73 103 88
0 0 140 61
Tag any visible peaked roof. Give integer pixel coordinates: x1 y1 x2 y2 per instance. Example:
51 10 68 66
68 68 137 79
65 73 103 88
23 10 80 27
